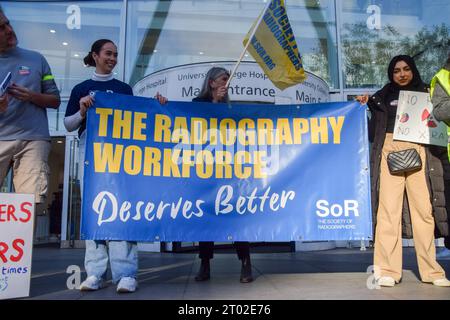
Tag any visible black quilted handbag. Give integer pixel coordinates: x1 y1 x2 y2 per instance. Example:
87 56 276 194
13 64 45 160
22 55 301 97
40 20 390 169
387 149 422 174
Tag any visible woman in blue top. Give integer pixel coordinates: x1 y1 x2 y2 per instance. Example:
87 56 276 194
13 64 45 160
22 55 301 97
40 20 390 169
64 39 162 293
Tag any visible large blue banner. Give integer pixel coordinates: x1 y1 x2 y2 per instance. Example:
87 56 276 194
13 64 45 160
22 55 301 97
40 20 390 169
81 92 372 241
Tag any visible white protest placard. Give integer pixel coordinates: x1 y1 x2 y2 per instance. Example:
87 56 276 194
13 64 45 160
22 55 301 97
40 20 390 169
393 91 448 147
0 193 34 300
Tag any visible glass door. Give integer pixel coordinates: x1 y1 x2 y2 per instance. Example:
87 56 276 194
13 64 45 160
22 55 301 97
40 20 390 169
61 135 82 248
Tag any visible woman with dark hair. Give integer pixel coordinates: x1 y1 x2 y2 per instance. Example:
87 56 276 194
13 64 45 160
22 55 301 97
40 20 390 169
64 39 166 293
358 55 450 287
192 67 253 283
431 52 450 259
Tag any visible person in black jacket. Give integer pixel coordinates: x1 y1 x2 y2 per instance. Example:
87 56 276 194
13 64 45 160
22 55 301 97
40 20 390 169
193 67 253 283
357 55 450 287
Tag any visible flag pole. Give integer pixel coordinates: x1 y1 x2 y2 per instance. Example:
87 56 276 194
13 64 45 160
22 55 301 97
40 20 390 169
225 0 272 89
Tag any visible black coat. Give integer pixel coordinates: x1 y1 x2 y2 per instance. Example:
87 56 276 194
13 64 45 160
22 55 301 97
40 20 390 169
368 84 450 239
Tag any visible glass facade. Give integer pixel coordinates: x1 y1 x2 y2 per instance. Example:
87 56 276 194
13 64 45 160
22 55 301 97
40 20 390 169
1 0 449 242
125 0 338 88
2 1 123 132
3 0 448 113
340 0 450 89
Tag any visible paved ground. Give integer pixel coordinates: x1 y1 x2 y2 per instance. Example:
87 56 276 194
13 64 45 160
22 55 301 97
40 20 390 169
24 245 450 300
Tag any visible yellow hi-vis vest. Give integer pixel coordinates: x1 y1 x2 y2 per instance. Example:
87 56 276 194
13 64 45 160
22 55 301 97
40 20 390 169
430 69 450 161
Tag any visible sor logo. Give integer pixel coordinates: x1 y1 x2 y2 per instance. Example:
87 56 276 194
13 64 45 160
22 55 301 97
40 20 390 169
316 200 359 218
0 276 8 292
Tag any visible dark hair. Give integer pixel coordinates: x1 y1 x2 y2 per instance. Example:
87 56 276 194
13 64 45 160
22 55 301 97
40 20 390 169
387 55 426 90
197 67 230 102
83 39 114 67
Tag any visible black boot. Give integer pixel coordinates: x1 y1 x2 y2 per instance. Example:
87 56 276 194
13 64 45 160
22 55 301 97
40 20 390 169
195 258 210 281
240 256 253 283
444 237 450 250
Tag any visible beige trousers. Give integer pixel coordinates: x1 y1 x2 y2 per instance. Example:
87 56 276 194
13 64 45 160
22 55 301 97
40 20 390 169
374 133 445 282
0 140 51 204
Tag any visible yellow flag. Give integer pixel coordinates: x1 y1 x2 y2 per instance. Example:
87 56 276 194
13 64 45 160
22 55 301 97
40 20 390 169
243 0 306 90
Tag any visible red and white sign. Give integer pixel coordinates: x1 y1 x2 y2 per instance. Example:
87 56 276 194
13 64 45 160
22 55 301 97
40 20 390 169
394 91 448 147
0 193 34 300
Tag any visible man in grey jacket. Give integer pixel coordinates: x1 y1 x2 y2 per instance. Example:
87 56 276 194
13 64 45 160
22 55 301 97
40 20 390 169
432 52 450 257
0 6 60 207
432 54 450 125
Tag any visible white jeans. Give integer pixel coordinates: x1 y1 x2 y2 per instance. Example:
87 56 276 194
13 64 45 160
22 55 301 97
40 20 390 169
79 132 138 283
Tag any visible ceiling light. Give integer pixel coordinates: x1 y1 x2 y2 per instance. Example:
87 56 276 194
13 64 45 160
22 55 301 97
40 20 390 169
50 29 56 33
62 42 68 46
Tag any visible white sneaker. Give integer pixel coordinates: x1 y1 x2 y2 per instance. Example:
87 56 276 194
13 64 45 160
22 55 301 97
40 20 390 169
377 276 396 287
79 275 105 291
436 248 450 260
432 278 450 287
116 277 138 293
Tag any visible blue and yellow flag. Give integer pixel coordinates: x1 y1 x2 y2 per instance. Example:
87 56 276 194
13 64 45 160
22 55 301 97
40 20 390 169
243 0 306 90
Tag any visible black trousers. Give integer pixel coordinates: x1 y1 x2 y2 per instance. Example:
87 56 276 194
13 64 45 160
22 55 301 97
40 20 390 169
198 242 250 260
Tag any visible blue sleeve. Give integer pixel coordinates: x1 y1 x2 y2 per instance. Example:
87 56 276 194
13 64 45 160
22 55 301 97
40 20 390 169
65 84 83 117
